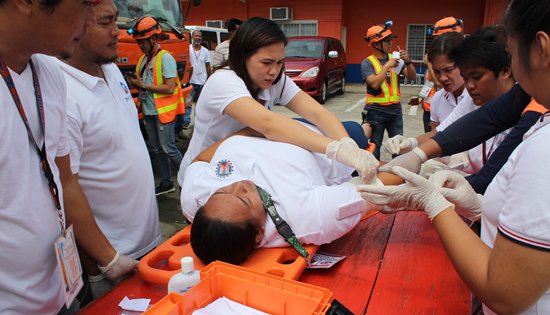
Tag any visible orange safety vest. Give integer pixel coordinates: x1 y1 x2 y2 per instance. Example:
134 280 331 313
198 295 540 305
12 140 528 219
136 49 185 124
522 99 548 115
366 54 400 105
423 72 436 112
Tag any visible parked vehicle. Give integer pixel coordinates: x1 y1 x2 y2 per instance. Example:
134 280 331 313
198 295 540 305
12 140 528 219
185 25 229 60
285 36 346 104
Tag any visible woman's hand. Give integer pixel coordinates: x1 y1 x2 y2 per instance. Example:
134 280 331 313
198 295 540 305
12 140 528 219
358 166 454 220
429 170 483 221
326 137 379 184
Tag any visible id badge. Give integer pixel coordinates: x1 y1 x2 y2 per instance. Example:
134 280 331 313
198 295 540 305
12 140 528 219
54 225 83 308
419 80 435 98
138 89 147 102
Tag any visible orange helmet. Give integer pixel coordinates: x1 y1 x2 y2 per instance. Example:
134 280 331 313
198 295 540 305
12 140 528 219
129 16 162 40
365 21 395 45
432 17 463 36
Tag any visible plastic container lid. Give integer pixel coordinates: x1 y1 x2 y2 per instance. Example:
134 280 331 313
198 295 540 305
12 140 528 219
180 257 194 273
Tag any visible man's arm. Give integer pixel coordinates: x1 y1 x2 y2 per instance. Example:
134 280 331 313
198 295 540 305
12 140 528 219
56 154 116 266
365 60 398 90
432 84 531 157
465 111 542 194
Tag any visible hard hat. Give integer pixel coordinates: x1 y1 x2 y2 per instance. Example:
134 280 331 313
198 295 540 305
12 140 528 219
432 17 463 36
128 16 162 40
365 21 396 45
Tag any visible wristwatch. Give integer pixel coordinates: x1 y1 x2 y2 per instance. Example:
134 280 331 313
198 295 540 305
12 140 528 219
405 60 412 66
140 86 146 92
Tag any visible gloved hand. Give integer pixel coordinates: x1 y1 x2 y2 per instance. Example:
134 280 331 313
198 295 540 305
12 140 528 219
378 147 427 174
98 251 138 281
357 166 454 221
326 138 379 184
429 170 483 221
88 273 114 299
382 135 418 155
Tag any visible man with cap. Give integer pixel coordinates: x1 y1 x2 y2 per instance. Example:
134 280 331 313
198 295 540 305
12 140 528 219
126 15 185 196
361 21 416 160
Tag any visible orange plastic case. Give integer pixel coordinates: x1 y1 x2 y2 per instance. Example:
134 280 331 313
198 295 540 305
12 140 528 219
138 225 319 285
143 261 334 315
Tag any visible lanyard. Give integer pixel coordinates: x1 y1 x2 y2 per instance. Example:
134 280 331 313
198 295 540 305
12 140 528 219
139 47 160 80
255 185 310 261
0 59 66 235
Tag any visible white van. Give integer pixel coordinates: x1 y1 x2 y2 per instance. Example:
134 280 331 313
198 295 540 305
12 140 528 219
185 25 229 60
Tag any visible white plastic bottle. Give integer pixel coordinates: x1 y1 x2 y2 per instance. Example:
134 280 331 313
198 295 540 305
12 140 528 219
167 256 201 294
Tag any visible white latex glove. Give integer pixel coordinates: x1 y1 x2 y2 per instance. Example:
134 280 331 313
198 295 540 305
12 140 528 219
98 251 138 281
378 147 427 174
382 135 418 155
448 152 470 170
326 138 379 184
88 273 114 299
429 170 483 221
357 166 454 221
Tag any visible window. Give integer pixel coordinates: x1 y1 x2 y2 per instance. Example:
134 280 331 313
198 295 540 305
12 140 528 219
276 21 318 37
206 20 224 28
406 24 434 63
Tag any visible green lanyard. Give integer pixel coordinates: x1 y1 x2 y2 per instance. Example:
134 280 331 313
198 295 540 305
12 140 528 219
255 185 310 261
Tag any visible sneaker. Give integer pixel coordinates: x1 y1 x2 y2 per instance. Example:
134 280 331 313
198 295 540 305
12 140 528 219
155 183 175 196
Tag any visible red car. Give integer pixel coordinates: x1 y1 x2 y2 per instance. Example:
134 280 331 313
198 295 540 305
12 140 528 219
285 36 347 104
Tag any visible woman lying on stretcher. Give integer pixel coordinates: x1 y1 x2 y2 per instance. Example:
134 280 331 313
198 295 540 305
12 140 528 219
180 123 400 265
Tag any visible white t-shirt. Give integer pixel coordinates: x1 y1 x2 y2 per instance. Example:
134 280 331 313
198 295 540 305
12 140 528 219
178 69 301 184
189 44 211 85
430 88 470 125
0 54 69 314
481 117 550 315
463 129 510 174
58 61 161 259
181 134 364 248
436 91 477 132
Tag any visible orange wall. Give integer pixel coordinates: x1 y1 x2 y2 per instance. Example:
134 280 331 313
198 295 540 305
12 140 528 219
343 0 486 64
182 0 344 39
184 0 496 82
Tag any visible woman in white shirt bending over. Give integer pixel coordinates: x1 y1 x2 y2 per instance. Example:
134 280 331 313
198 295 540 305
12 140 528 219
178 17 378 186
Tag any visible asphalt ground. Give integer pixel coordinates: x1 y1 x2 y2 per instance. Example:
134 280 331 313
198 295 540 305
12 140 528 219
158 83 425 240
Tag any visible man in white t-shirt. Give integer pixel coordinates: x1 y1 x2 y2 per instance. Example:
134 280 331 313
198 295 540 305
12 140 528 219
0 0 136 314
58 0 161 299
181 124 375 265
185 30 212 128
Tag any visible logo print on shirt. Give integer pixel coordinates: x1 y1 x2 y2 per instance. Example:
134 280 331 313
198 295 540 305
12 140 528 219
120 82 130 95
215 159 233 178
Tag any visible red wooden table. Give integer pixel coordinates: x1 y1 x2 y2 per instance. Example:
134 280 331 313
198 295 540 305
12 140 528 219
80 212 470 315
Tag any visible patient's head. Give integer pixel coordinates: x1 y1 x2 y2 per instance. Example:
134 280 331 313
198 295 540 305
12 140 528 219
190 180 267 265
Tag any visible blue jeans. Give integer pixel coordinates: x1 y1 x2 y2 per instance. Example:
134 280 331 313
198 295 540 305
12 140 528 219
143 115 183 186
295 118 369 149
365 109 403 159
184 84 203 124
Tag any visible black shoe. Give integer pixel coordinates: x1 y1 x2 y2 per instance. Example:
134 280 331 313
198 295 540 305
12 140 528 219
155 183 175 196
